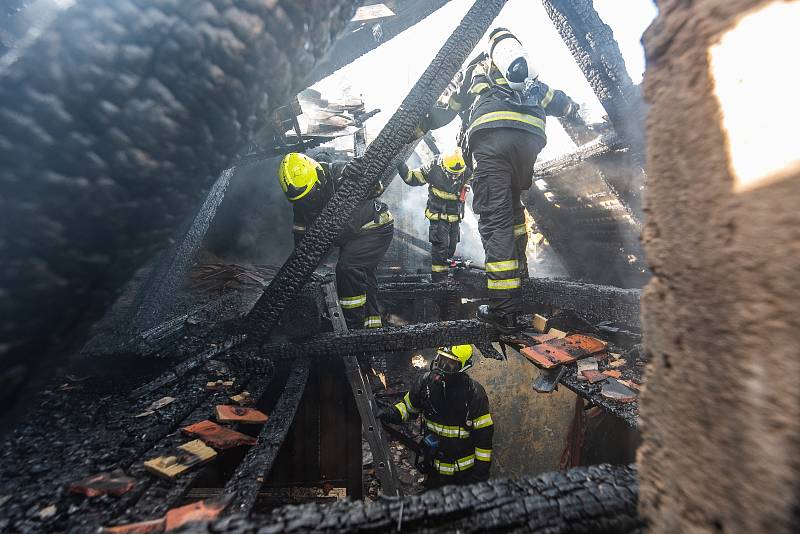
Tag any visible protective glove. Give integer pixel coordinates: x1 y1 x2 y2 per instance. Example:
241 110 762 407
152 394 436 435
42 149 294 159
396 162 410 181
564 100 580 120
377 405 401 424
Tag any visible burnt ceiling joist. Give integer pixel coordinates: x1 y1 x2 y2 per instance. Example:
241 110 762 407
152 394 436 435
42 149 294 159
185 464 643 533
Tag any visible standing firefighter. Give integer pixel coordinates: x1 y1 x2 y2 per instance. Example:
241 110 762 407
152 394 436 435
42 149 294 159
423 28 580 332
278 152 393 330
396 148 472 281
379 345 494 488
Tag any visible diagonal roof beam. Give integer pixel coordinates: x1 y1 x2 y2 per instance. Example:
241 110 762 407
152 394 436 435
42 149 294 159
244 0 510 337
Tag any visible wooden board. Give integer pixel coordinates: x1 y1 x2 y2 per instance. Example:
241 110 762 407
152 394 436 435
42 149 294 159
214 405 268 424
144 439 217 480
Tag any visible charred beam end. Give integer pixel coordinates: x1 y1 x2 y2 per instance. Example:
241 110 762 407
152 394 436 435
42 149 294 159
533 131 625 179
244 0 509 337
200 465 642 533
223 357 310 515
259 320 507 360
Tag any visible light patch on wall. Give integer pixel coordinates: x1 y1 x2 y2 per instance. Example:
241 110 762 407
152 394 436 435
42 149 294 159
710 1 800 192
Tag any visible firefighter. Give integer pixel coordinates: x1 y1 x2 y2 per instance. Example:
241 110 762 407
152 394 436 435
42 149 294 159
396 148 472 281
379 345 494 489
278 152 393 330
421 28 580 332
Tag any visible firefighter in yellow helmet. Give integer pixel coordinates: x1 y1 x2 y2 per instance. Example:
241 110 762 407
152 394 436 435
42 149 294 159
419 28 580 332
396 147 473 281
379 344 494 489
278 152 393 330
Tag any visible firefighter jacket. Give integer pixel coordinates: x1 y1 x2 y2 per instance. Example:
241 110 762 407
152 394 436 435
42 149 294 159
291 161 393 246
389 371 494 481
426 52 577 144
398 156 473 223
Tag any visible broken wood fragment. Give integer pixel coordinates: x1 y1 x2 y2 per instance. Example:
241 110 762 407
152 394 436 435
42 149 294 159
229 391 252 406
143 440 217 480
603 370 622 379
533 314 548 333
214 405 268 424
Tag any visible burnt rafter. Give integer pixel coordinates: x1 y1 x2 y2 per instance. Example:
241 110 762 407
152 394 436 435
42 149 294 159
223 357 311 515
258 319 508 360
244 0 510 338
187 464 643 533
541 0 645 156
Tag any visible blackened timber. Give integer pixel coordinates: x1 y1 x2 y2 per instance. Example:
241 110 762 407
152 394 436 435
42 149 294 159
223 357 311 515
379 276 642 330
259 320 507 360
541 0 645 157
112 370 275 526
244 0 509 337
523 278 641 329
533 132 626 179
194 465 643 533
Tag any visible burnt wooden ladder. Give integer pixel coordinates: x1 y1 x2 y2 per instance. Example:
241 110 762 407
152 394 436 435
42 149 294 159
321 279 400 496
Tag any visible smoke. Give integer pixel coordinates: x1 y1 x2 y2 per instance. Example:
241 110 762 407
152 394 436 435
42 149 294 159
203 158 295 266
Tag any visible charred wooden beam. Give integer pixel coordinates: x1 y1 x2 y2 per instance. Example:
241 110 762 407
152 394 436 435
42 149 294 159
259 320 508 360
380 276 642 329
223 357 310 515
533 132 625 179
194 464 642 533
244 0 509 338
541 0 645 157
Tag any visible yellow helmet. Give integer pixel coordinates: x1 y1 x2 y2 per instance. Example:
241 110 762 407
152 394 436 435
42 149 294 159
441 148 466 176
434 344 474 373
278 152 322 202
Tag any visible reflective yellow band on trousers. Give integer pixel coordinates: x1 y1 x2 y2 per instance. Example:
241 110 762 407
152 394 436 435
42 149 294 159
472 413 494 429
514 223 527 237
434 454 476 475
475 447 493 461
339 294 366 309
425 420 470 439
430 186 459 200
431 264 449 273
293 224 306 232
486 259 518 272
364 315 382 328
468 111 545 135
487 278 521 290
425 208 460 222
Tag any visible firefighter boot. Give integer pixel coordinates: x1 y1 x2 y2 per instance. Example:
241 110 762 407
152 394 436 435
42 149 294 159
476 305 520 333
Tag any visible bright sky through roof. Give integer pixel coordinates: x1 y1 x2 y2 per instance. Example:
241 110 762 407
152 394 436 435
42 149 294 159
312 0 657 161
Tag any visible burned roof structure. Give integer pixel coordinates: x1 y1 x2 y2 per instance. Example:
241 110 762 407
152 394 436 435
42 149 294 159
6 0 789 533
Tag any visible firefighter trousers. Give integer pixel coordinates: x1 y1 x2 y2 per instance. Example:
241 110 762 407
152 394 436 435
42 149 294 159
336 224 394 330
471 128 545 314
429 219 460 282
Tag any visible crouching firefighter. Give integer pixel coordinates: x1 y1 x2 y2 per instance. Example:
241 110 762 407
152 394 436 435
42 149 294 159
396 148 473 281
420 28 580 333
379 345 494 488
278 152 394 330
